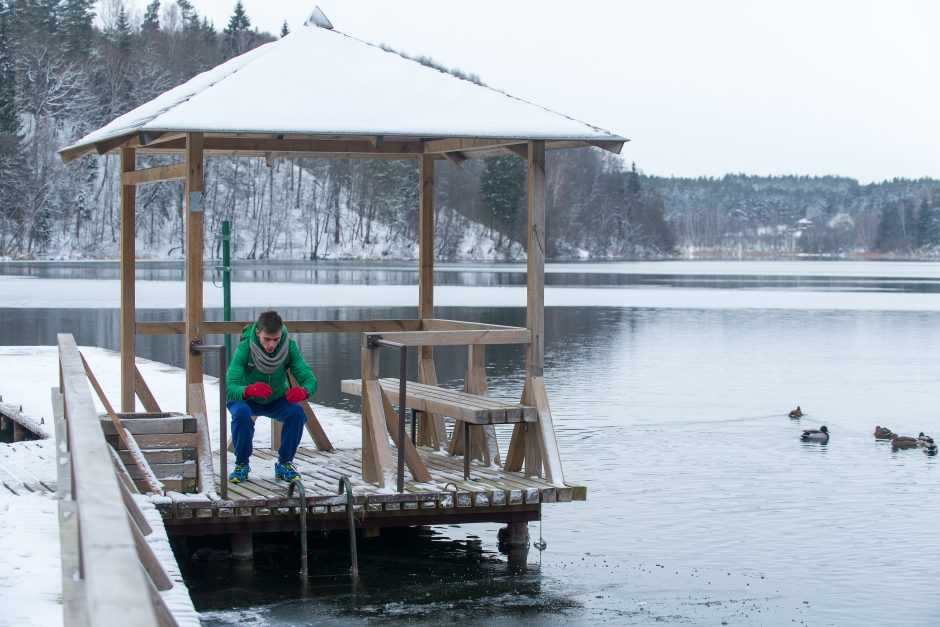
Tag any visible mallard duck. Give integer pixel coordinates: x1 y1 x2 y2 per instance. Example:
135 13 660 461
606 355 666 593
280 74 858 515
800 425 829 443
873 426 896 440
788 406 803 418
917 432 935 446
891 435 919 451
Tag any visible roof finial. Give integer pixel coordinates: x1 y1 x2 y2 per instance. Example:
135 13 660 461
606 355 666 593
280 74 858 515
304 6 334 30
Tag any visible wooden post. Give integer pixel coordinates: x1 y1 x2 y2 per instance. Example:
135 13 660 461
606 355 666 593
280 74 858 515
525 140 545 380
231 534 253 560
187 383 215 495
416 154 448 448
463 345 499 466
360 345 393 486
120 147 136 412
184 133 205 413
419 153 434 321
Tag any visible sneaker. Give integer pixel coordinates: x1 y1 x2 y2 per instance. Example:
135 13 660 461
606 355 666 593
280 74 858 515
228 462 250 483
274 460 301 482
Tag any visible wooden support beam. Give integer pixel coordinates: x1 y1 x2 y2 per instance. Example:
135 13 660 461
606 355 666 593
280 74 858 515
526 140 546 379
419 154 435 321
422 138 527 154
362 329 531 347
137 131 185 147
465 345 499 466
418 154 447 450
360 347 393 486
184 133 205 410
121 147 136 412
95 133 135 156
288 372 333 451
135 318 426 336
441 151 465 169
379 388 432 483
589 140 626 154
187 383 216 495
416 352 448 451
502 144 529 159
134 365 162 413
527 376 564 485
121 162 187 186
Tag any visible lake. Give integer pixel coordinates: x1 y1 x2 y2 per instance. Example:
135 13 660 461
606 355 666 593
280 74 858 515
1 259 938 625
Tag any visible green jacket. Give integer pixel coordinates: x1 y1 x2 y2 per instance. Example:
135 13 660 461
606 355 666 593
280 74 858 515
225 322 318 403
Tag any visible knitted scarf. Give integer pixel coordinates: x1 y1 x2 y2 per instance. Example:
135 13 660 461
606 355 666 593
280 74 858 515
248 332 289 374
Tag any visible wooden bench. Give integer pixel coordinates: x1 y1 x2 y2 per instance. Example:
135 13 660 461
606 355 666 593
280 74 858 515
341 378 536 478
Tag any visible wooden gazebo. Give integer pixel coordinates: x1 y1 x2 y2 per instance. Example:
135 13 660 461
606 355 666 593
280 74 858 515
59 11 626 525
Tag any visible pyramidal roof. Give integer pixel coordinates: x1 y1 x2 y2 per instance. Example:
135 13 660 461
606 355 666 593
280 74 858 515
60 13 626 161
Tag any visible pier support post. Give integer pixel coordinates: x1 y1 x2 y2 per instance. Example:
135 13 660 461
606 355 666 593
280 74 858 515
498 522 530 550
230 533 253 560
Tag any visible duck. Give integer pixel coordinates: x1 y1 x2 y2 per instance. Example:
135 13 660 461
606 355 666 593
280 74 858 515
917 432 935 446
923 442 938 457
873 426 896 440
890 435 919 451
800 425 829 443
788 406 803 418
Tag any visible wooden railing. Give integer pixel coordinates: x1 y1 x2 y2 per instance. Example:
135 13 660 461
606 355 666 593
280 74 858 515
56 333 175 627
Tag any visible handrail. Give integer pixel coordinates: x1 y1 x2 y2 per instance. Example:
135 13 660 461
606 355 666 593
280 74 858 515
57 333 161 627
337 477 359 577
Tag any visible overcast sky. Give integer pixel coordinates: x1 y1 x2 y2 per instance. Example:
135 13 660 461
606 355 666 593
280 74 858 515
103 0 939 183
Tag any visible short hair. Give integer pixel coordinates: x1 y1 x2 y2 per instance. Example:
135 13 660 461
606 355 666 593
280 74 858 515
257 310 283 334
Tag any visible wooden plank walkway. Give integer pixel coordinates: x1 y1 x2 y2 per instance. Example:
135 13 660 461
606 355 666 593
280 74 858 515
158 445 585 533
0 441 57 496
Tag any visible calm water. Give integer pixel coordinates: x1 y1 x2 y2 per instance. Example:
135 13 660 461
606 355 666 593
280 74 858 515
2 260 939 625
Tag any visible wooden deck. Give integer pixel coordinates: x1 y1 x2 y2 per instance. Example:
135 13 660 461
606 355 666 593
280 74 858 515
0 440 57 496
157 445 585 535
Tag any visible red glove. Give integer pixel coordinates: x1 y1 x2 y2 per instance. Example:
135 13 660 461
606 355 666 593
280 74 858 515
243 382 272 399
285 386 308 403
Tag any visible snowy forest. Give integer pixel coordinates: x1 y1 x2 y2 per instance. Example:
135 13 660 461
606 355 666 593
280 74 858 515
1 0 939 261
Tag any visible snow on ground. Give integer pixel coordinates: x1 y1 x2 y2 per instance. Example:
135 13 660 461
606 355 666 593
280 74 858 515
0 491 62 627
3 275 940 311
0 346 361 627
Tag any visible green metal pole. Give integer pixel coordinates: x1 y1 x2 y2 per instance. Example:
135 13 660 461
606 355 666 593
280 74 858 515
221 220 232 368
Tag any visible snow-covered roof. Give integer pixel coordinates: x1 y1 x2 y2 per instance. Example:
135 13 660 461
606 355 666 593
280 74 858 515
60 19 626 161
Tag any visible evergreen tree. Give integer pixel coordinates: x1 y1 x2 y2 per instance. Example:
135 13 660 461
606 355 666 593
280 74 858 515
112 5 132 56
141 0 160 35
57 0 96 59
0 0 16 134
480 155 526 247
175 0 197 27
914 198 940 249
280 20 289 37
223 1 251 55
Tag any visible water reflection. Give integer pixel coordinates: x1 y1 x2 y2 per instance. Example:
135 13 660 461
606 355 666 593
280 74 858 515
188 527 559 626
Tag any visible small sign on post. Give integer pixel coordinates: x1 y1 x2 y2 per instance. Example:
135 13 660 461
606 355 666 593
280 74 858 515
189 191 204 213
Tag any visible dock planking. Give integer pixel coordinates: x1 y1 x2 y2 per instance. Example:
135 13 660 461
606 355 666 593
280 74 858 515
157 444 585 533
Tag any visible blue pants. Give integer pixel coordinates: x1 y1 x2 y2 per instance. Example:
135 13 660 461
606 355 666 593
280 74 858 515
227 396 306 466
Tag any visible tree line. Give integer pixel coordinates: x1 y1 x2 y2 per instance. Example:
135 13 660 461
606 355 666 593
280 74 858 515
1 1 937 261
